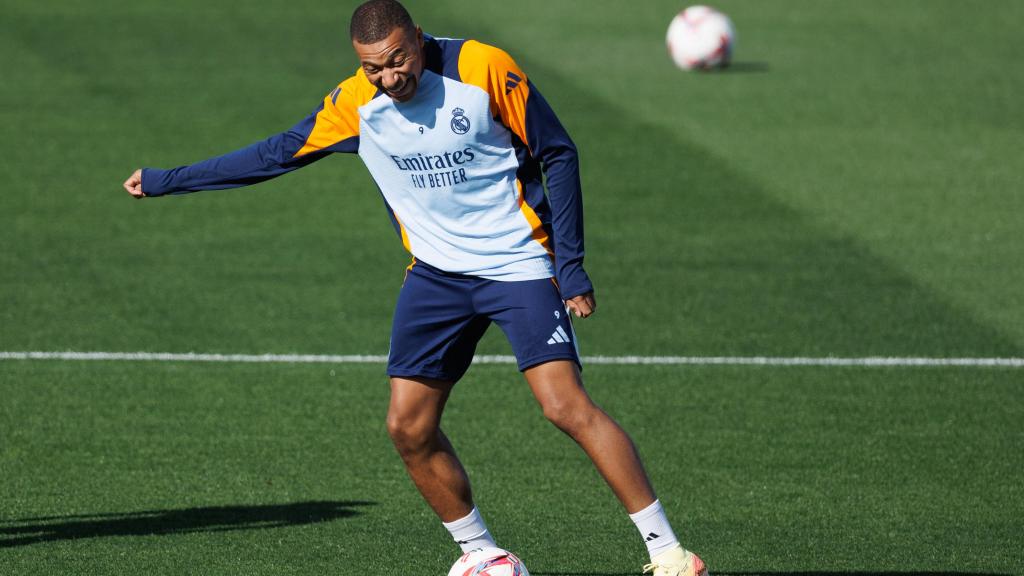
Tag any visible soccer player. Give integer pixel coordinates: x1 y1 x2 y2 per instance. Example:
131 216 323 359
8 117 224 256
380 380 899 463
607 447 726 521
121 1 707 574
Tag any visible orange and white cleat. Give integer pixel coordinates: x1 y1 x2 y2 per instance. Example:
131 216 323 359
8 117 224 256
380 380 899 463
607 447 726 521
642 544 708 576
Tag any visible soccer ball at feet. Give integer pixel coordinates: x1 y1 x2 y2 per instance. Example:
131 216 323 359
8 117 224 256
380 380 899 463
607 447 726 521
447 547 530 576
666 5 736 70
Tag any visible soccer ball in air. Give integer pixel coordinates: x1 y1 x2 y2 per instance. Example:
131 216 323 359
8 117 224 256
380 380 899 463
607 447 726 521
447 547 530 576
666 5 736 70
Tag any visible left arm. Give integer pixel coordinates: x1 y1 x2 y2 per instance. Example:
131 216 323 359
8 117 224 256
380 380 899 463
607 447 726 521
521 81 594 305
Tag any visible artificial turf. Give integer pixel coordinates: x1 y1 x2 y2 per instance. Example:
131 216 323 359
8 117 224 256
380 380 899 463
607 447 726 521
2 362 1022 574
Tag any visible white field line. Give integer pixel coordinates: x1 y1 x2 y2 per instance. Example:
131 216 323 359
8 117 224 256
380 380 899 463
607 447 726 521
0 351 1022 367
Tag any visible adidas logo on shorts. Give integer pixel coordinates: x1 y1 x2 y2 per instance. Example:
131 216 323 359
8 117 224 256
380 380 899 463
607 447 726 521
547 325 571 345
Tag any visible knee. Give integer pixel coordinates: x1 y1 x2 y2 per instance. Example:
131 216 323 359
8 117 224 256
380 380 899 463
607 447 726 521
542 398 600 437
385 412 435 456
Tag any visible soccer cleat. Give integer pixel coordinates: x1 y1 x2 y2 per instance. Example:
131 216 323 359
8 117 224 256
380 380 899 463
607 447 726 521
642 544 708 576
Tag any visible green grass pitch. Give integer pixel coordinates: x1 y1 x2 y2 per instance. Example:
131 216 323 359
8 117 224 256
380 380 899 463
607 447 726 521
1 0 1022 574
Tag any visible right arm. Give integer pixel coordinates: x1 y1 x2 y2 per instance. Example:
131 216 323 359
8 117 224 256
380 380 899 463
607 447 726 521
125 78 368 197
140 112 353 196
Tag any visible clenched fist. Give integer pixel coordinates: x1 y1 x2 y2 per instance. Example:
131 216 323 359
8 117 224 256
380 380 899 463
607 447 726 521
123 169 145 198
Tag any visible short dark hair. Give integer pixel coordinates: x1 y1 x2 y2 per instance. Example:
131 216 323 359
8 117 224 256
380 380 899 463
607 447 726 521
350 0 416 44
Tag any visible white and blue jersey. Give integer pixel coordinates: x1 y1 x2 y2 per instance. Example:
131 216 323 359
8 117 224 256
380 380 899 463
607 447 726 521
141 35 592 300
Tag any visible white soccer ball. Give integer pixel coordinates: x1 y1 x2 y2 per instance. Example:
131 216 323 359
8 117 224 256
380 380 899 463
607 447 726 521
447 547 530 576
666 5 736 70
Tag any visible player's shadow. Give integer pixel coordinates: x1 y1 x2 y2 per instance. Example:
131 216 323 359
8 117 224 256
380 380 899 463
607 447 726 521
0 500 373 548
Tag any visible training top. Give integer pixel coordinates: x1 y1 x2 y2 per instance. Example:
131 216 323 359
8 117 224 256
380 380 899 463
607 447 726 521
141 35 592 300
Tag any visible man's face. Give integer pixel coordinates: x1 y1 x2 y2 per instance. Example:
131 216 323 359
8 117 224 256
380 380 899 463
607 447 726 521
353 26 425 103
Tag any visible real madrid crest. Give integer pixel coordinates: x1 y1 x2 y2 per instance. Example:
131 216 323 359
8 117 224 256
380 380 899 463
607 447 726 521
450 108 471 135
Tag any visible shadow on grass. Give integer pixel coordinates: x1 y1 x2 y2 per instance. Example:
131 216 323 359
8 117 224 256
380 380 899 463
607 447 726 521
532 569 1011 573
724 61 771 73
0 500 373 548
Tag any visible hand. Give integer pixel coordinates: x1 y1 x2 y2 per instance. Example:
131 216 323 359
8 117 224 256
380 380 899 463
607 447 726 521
123 169 145 198
565 292 596 319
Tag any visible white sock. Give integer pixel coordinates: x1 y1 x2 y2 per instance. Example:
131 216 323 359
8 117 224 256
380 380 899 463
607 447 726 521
442 507 497 552
629 499 680 559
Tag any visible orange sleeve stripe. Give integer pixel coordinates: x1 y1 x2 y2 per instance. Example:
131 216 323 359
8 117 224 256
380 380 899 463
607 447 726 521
294 70 376 158
392 210 412 253
457 40 531 154
516 180 554 259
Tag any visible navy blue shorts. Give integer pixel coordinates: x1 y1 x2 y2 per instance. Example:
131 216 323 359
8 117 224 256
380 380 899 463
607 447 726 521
387 261 581 382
